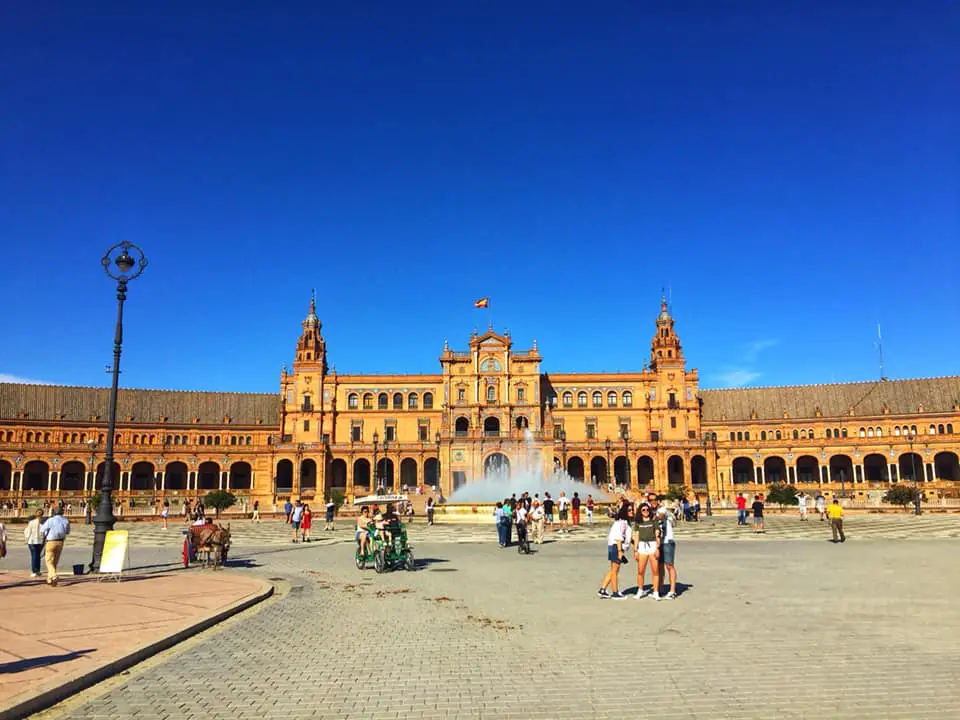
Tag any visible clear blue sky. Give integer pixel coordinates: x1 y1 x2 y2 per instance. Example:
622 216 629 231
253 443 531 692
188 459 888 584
2 1 957 393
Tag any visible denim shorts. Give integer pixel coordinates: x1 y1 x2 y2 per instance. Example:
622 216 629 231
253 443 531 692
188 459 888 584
607 544 622 563
660 541 677 566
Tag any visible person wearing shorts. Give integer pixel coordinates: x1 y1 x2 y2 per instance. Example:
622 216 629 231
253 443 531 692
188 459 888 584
290 500 304 543
557 492 570 529
586 495 594 524
543 494 555 526
656 506 678 599
751 495 765 533
598 506 631 599
633 503 661 600
355 507 371 555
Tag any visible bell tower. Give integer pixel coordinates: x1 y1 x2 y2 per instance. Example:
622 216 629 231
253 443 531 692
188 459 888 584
650 295 684 371
281 291 329 446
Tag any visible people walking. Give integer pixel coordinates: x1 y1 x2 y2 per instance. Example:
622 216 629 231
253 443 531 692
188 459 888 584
827 498 846 542
736 492 748 526
252 499 261 523
425 497 435 526
656 505 678 599
324 499 336 530
24 510 44 576
751 494 765 534
503 500 514 546
301 504 313 542
586 495 594 524
494 502 507 547
161 500 169 529
797 492 808 521
543 493 554 528
557 492 570 531
290 500 304 542
40 507 70 586
633 503 661 600
284 499 293 524
598 506 631 599
816 492 826 521
530 499 545 544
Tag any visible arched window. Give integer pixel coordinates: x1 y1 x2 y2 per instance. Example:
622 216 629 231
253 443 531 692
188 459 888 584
775 430 782 440
378 393 388 410
487 386 496 402
761 431 767 440
562 392 573 408
623 391 632 407
729 432 736 441
876 427 883 437
408 393 418 409
607 391 617 407
792 430 799 440
744 431 750 441
859 427 866 437
910 425 917 435
393 393 403 410
800 429 807 439
231 436 238 445
115 434 122 444
826 429 832 438
363 393 373 410
736 431 743 441
592 391 602 407
808 428 814 438
26 432 33 442
894 426 901 436
173 436 180 445
841 428 848 438
423 393 433 409
577 392 587 408
947 423 954 434
214 436 220 445
929 424 937 435
867 428 874 437
199 436 206 445
937 424 944 434
348 393 359 409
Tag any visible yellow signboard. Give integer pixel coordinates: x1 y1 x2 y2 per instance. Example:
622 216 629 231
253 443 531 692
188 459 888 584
99 530 129 576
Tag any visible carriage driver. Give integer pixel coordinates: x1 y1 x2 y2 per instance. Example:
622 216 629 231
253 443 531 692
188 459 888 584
355 506 372 556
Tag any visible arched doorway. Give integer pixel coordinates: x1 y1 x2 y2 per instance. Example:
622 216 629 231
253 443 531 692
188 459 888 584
329 459 347 489
455 417 470 436
566 456 584 481
691 455 708 488
353 459 371 491
667 455 684 485
165 461 188 491
95 461 122 491
732 457 753 485
300 459 317 493
637 456 654 487
934 452 960 482
24 461 50 492
423 457 438 489
484 452 510 479
613 456 628 486
763 456 787 485
376 458 395 488
863 453 889 482
483 417 501 437
60 461 86 492
515 416 529 430
276 459 294 493
197 462 220 491
130 461 156 491
590 456 607 485
400 458 417 490
796 455 819 485
0 459 11 491
898 453 923 483
829 455 854 487
229 461 252 490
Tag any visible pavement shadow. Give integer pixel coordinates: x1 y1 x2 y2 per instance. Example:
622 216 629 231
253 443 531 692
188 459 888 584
0 649 95 674
416 557 451 570
223 558 261 568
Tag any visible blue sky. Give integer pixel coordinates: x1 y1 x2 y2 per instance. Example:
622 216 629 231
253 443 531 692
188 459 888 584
2 1 957 392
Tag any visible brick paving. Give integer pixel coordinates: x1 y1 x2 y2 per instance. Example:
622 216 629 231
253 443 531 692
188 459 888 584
34 523 960 720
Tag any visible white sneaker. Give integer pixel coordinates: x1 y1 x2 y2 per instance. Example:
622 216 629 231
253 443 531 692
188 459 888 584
635 589 649 600
650 592 661 601
664 591 677 600
30 573 38 578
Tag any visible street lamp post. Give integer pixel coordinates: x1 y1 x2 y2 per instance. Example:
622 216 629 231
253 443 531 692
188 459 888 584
909 431 921 515
383 439 391 491
604 437 612 486
702 435 713 516
434 431 441 494
560 429 567 472
91 241 147 572
372 431 379 492
622 428 630 489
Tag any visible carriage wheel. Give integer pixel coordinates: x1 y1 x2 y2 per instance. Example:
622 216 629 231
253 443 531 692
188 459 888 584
405 550 416 572
182 537 190 568
374 549 386 574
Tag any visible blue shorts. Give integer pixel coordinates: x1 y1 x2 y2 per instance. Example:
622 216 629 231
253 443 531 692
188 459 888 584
607 544 622 563
661 541 677 566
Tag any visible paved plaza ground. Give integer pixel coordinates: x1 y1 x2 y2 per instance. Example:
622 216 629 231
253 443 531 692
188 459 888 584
10 515 960 719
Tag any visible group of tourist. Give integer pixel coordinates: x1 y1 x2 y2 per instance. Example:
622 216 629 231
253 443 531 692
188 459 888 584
733 491 847 541
0 506 72 586
599 493 678 600
493 491 594 547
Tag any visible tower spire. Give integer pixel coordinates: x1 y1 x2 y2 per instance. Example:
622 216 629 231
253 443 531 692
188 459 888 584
303 288 320 329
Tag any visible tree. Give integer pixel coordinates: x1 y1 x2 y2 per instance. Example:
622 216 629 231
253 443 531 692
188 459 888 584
765 483 798 510
204 490 237 518
665 485 690 503
883 485 921 511
325 486 345 508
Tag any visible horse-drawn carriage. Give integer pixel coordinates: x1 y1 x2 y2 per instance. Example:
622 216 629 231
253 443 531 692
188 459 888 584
182 521 231 569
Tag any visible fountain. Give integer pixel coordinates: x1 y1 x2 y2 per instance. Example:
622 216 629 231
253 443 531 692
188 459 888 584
440 430 617 522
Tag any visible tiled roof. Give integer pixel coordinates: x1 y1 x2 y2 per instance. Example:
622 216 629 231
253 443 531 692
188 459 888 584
0 383 281 426
701 376 960 422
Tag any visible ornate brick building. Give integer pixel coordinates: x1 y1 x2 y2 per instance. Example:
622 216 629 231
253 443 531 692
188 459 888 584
1 297 958 506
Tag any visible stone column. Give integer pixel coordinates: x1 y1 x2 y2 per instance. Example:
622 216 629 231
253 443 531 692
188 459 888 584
889 463 897 483
159 471 165 491
346 459 354 502
219 471 226 490
757 466 765 485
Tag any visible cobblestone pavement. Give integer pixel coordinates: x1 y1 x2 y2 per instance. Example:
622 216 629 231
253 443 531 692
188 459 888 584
38 532 960 720
42 511 960 550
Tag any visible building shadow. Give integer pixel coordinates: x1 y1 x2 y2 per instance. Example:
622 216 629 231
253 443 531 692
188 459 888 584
0 648 95 674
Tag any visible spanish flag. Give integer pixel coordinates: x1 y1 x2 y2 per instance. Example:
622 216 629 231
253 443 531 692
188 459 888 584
474 297 489 309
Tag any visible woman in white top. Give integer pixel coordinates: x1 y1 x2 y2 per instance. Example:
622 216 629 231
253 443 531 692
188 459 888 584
598 506 632 599
23 510 44 577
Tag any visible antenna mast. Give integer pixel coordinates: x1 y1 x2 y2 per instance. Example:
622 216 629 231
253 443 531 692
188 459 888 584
876 323 887 381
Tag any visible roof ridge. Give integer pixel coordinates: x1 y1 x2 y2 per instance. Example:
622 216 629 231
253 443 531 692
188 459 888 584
701 375 960 393
0 382 279 397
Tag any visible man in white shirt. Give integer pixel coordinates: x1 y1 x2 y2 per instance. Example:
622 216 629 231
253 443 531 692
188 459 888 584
529 500 545 544
797 492 808 521
557 492 570 531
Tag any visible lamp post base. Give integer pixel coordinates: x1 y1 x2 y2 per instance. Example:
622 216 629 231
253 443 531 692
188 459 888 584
90 492 117 572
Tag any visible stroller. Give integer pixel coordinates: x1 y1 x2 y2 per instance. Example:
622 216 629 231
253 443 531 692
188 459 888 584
515 518 532 554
